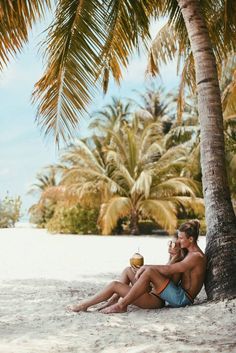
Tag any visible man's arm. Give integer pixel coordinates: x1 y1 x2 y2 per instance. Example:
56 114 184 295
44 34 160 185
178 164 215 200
135 253 200 280
155 253 200 276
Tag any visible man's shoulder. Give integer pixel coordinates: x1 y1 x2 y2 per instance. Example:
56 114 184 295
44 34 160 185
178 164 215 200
186 251 205 262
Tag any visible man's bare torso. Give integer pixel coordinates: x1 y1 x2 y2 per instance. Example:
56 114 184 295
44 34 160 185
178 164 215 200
181 250 206 298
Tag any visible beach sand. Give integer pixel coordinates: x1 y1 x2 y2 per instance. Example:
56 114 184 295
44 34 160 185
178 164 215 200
0 226 235 353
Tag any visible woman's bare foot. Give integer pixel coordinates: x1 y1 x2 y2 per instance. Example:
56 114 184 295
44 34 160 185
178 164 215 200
100 302 127 314
67 302 88 312
97 295 119 311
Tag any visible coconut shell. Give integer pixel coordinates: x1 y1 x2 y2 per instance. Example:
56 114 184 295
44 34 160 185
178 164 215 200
130 252 144 267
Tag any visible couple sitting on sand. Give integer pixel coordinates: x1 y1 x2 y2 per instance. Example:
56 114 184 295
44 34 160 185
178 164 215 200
69 220 206 314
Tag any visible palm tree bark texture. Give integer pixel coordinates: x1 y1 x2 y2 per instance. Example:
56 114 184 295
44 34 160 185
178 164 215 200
177 0 236 299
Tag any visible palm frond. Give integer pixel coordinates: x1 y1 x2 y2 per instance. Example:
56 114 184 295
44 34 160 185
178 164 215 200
146 23 178 77
153 177 200 198
131 170 152 199
164 125 199 149
32 0 107 144
33 0 151 144
98 0 151 88
41 185 79 205
98 196 131 235
172 196 205 217
139 199 177 234
0 0 51 70
176 53 195 125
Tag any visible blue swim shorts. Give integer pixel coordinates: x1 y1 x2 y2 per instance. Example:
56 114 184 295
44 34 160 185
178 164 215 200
158 279 193 308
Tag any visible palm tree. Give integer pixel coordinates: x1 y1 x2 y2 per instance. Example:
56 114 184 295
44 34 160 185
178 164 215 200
51 123 204 235
133 85 174 134
28 167 57 226
29 167 57 195
148 2 236 300
88 97 132 142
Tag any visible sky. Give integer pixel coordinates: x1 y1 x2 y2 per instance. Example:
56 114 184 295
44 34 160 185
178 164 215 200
0 18 179 220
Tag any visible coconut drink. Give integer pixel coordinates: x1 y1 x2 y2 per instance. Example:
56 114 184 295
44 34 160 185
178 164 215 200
130 252 144 267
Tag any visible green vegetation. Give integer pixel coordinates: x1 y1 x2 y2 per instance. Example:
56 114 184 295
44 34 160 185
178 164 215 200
0 195 22 228
29 78 236 237
29 87 207 235
46 204 99 235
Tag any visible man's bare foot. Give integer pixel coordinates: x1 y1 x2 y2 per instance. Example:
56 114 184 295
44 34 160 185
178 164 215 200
100 303 127 314
67 302 88 312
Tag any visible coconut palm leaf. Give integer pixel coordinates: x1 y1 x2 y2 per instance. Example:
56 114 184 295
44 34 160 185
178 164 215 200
106 151 135 190
221 57 236 118
32 0 108 144
89 97 132 134
139 122 163 158
181 143 202 181
147 23 178 77
172 196 205 217
33 0 151 144
28 166 57 195
0 0 51 70
153 177 200 198
98 196 132 235
154 144 187 170
176 53 195 124
164 124 199 149
139 199 177 234
131 170 152 199
148 3 236 122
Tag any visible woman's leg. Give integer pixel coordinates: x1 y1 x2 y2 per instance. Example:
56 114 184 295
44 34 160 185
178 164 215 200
97 267 136 310
68 280 132 312
69 277 163 312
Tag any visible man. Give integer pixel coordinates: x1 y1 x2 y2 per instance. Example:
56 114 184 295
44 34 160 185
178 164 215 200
69 220 206 313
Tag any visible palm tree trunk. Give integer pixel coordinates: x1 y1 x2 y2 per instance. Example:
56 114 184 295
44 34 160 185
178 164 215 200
130 209 140 235
177 0 236 299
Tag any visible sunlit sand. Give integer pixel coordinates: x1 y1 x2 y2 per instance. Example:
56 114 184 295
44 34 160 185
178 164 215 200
0 226 235 353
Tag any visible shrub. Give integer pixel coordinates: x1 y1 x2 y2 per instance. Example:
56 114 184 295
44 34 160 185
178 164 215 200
46 203 99 234
29 200 56 228
0 195 22 228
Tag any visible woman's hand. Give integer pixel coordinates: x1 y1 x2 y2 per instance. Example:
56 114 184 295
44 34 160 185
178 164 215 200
168 240 182 263
168 241 180 255
131 264 141 274
134 265 149 280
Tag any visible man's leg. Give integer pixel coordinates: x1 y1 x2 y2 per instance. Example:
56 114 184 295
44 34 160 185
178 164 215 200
101 267 168 313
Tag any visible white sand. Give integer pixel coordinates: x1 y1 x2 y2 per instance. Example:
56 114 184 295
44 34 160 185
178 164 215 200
0 226 235 353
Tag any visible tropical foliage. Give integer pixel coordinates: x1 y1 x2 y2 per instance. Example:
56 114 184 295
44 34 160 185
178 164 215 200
28 168 57 227
0 0 51 71
29 90 205 235
29 1 234 144
46 203 99 234
0 194 22 228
